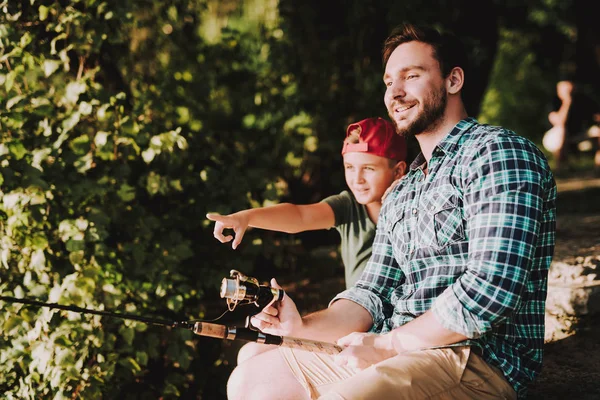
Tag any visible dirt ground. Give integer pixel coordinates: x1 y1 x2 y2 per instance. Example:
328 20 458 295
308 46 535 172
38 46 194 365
527 316 600 400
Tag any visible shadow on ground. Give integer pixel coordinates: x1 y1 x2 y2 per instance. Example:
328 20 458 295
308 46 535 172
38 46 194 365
527 316 600 400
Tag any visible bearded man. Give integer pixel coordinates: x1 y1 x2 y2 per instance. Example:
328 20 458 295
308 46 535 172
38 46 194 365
226 23 556 400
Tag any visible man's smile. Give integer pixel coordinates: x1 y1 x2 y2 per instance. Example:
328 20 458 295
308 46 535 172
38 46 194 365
394 103 417 114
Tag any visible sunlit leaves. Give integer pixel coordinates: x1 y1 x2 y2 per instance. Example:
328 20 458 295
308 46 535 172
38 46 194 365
141 128 188 164
62 81 86 107
145 172 182 196
0 0 311 398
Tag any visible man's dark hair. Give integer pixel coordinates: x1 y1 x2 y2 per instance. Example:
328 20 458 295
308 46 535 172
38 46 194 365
382 24 469 79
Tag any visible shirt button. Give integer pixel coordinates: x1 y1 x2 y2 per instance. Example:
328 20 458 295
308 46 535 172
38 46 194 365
430 205 435 211
412 208 418 215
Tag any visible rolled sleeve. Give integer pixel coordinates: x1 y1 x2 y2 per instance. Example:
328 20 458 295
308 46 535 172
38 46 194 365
431 282 490 338
330 287 386 329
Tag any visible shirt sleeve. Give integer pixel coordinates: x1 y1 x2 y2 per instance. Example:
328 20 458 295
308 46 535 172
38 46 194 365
321 191 352 227
331 193 403 329
431 135 552 338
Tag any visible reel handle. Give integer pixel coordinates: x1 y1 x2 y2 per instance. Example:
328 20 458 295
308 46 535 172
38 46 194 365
220 269 285 312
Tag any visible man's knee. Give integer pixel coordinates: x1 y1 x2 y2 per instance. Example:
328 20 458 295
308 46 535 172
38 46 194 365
237 342 270 365
227 364 247 400
227 349 310 400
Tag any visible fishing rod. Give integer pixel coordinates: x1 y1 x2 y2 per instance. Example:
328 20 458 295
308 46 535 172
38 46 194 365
0 270 342 355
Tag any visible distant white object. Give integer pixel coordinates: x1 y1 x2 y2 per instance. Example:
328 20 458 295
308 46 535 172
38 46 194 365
543 126 565 153
588 125 600 138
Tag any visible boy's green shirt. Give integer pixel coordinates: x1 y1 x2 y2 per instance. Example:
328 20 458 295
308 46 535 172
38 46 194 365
322 190 376 288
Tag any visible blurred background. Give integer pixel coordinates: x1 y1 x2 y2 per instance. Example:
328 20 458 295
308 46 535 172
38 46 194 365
1 0 599 398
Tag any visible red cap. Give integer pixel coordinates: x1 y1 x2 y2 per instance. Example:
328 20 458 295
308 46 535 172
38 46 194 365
341 117 407 161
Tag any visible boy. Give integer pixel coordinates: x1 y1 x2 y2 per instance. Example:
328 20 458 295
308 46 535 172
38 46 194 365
207 117 407 288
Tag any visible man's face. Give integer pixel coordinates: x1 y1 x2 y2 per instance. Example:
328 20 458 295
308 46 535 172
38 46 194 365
342 152 399 206
383 41 447 137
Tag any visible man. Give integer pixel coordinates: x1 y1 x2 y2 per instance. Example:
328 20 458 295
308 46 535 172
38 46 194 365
227 24 556 400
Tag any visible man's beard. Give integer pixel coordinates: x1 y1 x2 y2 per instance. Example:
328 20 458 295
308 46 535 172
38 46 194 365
388 85 447 138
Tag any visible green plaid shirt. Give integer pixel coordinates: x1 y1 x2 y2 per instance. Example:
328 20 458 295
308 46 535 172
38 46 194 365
334 118 556 397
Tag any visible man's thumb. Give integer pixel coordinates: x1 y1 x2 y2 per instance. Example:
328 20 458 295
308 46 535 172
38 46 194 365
270 278 283 290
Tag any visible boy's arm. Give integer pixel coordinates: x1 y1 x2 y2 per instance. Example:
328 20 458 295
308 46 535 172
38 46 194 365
206 202 335 249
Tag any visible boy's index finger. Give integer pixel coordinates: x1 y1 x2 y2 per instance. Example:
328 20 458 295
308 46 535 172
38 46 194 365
206 213 222 222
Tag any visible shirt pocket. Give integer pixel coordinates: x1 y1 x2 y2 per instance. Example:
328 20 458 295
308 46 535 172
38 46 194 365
424 191 466 248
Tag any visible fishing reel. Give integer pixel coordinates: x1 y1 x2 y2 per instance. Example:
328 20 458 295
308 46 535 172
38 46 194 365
220 269 284 312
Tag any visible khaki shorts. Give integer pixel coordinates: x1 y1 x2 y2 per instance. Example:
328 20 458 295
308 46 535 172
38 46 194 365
279 345 517 400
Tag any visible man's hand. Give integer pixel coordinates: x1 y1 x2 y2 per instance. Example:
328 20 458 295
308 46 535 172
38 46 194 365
250 278 303 337
206 212 249 250
334 332 397 370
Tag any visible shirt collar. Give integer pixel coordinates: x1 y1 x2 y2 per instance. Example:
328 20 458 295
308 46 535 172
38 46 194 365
409 117 478 171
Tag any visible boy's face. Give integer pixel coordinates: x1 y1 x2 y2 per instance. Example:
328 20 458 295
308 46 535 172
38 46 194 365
343 152 399 205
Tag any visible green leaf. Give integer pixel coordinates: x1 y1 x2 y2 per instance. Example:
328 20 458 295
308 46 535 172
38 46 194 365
4 70 16 92
79 101 93 116
31 230 49 250
167 294 183 312
118 325 135 346
55 348 75 367
69 251 85 265
50 33 67 55
8 141 27 160
74 276 96 293
117 184 136 202
163 383 181 397
170 179 183 192
54 335 74 347
32 148 52 171
69 134 90 155
136 351 148 367
43 60 61 77
118 357 142 373
142 148 156 163
64 82 87 105
146 172 162 195
6 95 26 110
121 119 139 135
28 250 46 272
20 32 32 48
66 239 85 252
3 316 24 333
39 5 49 21
61 112 81 135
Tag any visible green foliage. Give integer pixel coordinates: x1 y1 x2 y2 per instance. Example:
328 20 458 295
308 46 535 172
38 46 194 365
0 0 307 398
480 0 584 148
479 27 556 142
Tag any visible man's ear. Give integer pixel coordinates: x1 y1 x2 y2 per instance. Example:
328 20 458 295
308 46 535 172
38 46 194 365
393 161 407 179
446 67 465 95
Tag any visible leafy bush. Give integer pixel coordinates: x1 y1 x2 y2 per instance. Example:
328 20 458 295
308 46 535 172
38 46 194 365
0 0 309 398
